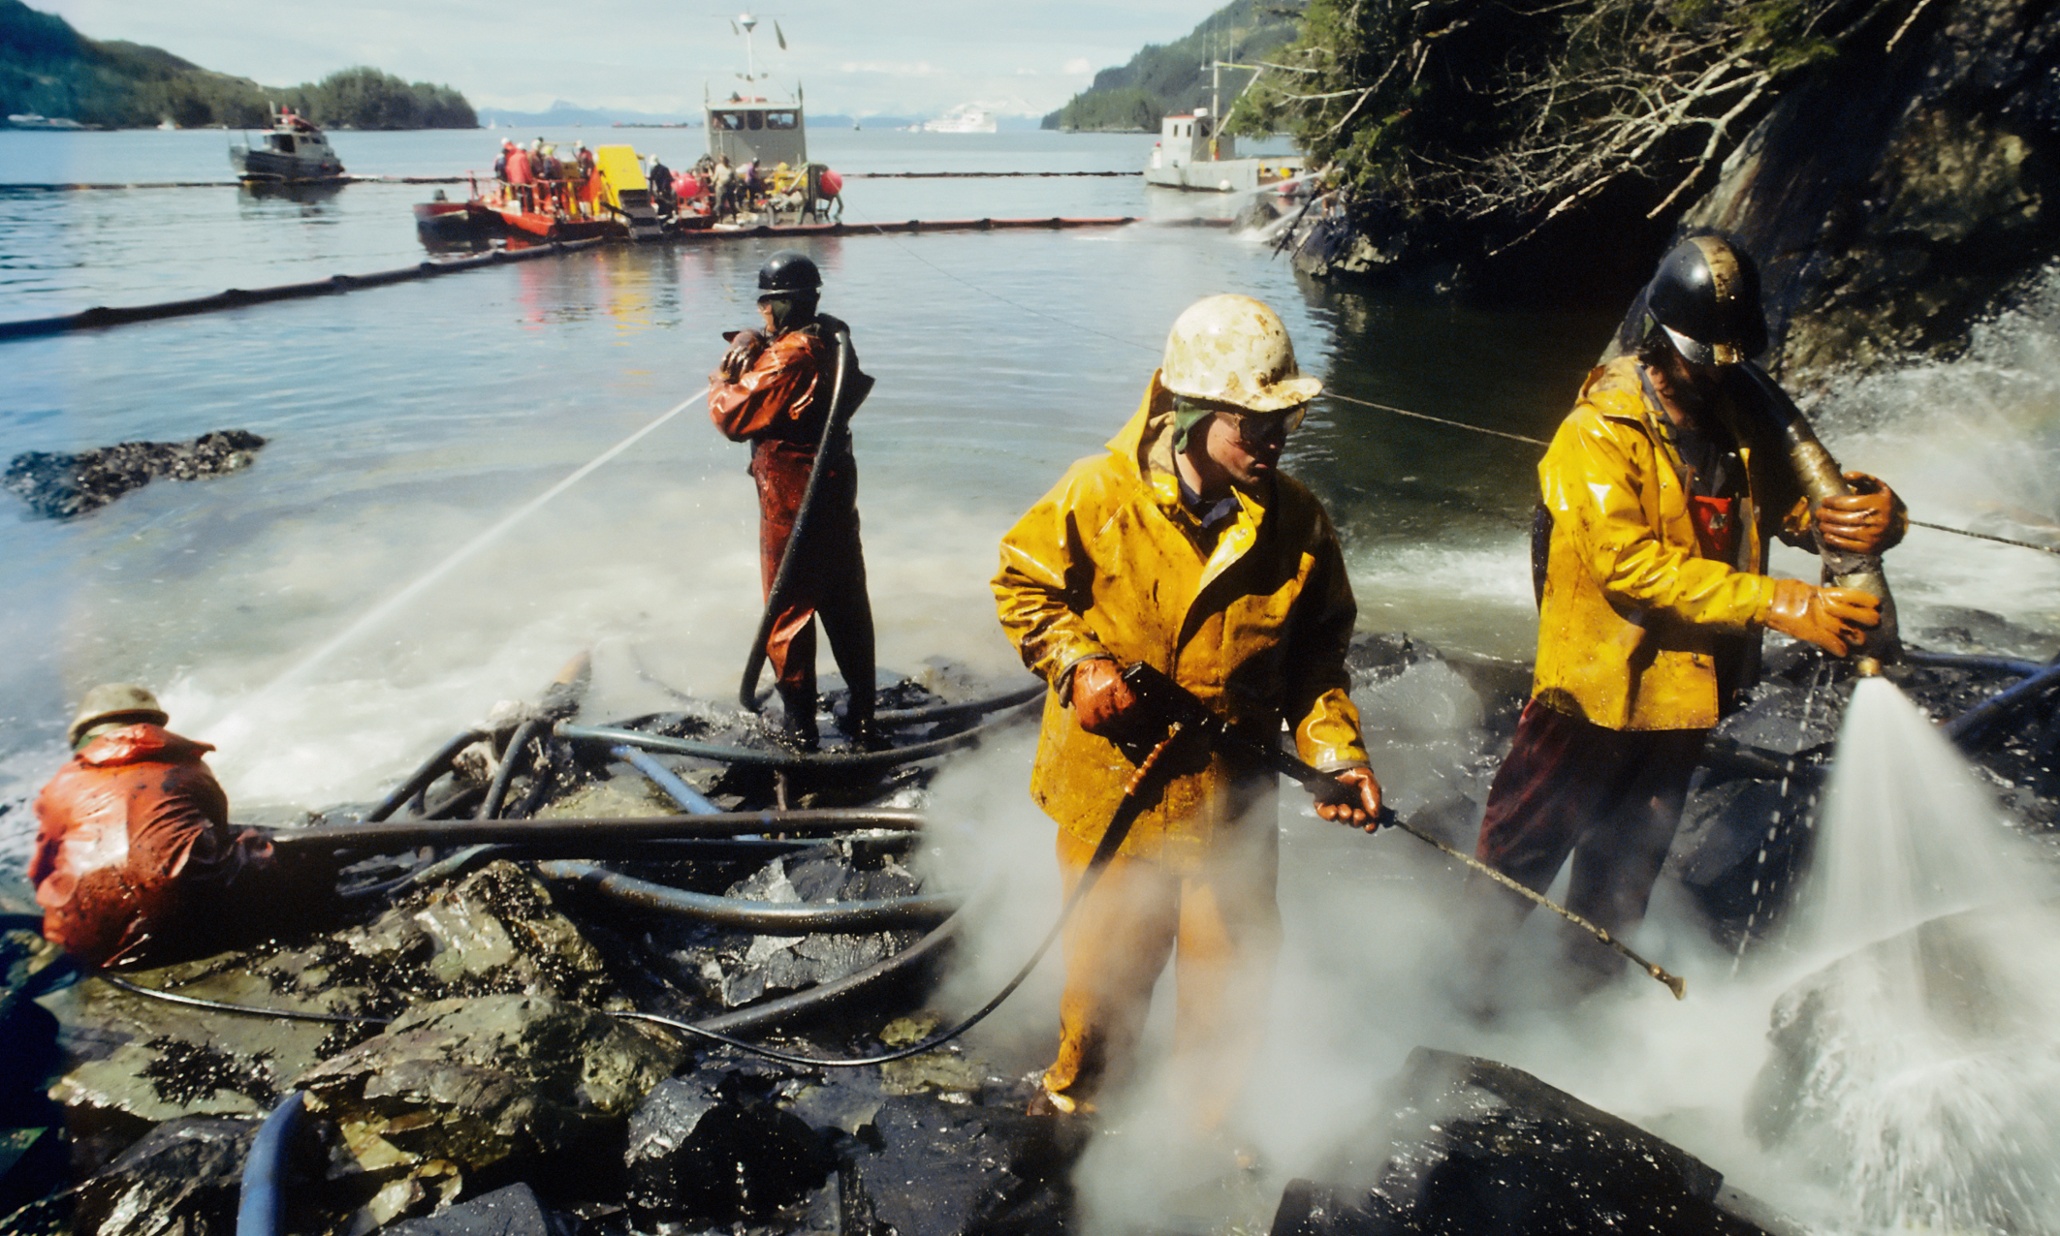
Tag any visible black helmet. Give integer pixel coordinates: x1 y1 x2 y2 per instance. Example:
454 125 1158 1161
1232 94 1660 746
756 250 821 296
1642 235 1767 366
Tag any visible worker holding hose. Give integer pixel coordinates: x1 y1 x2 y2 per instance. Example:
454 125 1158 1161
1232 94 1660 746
27 684 279 969
711 250 878 751
1469 234 1909 995
994 294 1382 1131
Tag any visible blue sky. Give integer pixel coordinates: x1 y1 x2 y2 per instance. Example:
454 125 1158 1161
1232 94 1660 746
35 0 1220 117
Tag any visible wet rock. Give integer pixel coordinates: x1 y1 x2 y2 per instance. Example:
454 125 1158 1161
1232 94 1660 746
3 429 266 519
1666 776 1818 937
0 924 67 1213
385 1182 568 1236
838 1093 1073 1236
623 1072 832 1228
697 852 924 1009
399 861 616 1006
1271 1048 1785 1235
72 1116 255 1236
1748 904 2060 1230
1679 0 2060 382
296 993 680 1195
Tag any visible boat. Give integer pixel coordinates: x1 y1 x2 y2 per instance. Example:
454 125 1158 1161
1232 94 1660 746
1142 61 1303 194
230 107 345 181
457 142 663 244
6 113 88 131
922 106 996 134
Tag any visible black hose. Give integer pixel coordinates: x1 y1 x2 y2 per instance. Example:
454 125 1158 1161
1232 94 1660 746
236 1091 306 1236
364 729 485 823
96 973 389 1025
267 808 927 857
537 860 961 933
738 329 867 710
876 681 1044 728
1901 649 2048 677
477 719 544 820
618 726 1181 1068
1944 659 2060 746
559 699 1035 772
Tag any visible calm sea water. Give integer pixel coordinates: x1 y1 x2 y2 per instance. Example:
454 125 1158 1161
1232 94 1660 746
0 126 2051 820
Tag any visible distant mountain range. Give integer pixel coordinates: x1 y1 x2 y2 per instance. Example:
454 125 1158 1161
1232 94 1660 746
0 0 473 128
1044 0 1298 132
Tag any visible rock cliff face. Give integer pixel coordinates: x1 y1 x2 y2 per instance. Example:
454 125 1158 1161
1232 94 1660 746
1681 0 2060 382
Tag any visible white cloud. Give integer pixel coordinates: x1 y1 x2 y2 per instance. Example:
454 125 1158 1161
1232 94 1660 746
30 0 1219 117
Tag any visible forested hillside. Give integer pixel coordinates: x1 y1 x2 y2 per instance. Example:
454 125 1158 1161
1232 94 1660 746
1042 0 1297 132
0 0 474 128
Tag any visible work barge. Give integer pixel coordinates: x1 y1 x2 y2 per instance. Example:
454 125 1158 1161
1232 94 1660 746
4 631 2057 1235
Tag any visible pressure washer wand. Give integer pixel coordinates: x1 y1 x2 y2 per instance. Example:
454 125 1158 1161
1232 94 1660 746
1118 663 1689 1000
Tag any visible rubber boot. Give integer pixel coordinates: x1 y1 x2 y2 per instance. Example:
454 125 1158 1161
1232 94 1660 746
776 685 820 753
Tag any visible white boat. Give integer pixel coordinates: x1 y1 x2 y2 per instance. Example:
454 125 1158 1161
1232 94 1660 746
922 106 996 134
230 107 345 181
6 113 87 131
1143 107 1301 193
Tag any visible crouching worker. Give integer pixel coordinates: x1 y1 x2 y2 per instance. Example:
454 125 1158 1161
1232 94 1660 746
28 685 282 969
993 295 1382 1131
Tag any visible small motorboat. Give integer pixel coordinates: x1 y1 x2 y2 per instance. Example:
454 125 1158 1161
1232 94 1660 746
231 107 346 182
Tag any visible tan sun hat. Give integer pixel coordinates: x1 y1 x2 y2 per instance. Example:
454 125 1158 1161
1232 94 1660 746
1159 293 1324 413
68 683 167 747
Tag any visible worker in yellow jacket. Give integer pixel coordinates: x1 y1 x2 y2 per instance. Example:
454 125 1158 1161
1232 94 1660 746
1474 235 1907 986
993 294 1382 1127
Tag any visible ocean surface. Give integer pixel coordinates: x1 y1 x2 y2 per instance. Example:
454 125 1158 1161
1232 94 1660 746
2 124 2059 1235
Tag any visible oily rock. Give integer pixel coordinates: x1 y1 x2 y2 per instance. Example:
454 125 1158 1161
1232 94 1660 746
296 993 679 1185
3 429 266 519
1271 1048 1787 1235
838 1093 1073 1236
624 1071 832 1228
71 1116 255 1236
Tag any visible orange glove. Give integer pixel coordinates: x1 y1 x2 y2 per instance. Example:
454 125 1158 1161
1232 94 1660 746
714 329 765 380
1315 765 1384 830
1761 578 1881 655
1814 471 1904 556
1068 657 1140 738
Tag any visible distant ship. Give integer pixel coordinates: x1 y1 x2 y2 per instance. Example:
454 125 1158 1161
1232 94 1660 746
230 107 345 181
922 106 997 134
6 114 87 131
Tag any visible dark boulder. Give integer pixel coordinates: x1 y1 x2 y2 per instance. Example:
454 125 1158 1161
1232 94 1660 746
1681 0 2060 382
838 1093 1075 1236
3 430 266 519
623 1072 832 1227
71 1116 255 1236
1271 1048 1791 1235
384 1182 568 1236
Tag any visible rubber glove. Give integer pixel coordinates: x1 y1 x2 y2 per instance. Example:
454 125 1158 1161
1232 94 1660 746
1316 765 1385 830
1068 657 1140 738
1761 578 1881 655
716 329 765 380
1814 471 1905 556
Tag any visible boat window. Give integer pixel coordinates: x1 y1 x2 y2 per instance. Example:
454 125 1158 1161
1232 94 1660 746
712 112 739 130
746 111 764 131
271 134 294 152
766 112 797 130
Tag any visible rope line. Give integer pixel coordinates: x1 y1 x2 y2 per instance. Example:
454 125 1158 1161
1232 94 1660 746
1907 518 2060 557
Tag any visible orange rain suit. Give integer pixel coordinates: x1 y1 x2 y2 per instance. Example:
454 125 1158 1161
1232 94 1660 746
993 375 1367 1123
28 724 274 969
709 314 876 721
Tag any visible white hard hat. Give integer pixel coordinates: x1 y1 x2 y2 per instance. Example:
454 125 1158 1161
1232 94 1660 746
1159 294 1322 413
68 683 166 746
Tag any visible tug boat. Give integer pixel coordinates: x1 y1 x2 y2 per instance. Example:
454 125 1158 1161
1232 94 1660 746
1143 107 1301 194
230 107 345 181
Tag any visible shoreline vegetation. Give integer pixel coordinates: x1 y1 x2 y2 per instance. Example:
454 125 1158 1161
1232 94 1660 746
0 0 475 130
1041 0 1294 132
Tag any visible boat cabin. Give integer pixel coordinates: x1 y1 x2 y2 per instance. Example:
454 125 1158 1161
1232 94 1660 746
1157 108 1233 169
705 95 808 169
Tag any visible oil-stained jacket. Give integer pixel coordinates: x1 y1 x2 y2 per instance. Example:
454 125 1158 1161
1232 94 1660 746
993 375 1368 871
708 314 858 462
1533 356 1815 731
28 724 271 968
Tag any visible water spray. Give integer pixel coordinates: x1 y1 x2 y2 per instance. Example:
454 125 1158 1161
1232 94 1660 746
1741 363 1900 672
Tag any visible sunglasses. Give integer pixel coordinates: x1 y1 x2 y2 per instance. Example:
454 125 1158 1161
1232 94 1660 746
1221 404 1307 448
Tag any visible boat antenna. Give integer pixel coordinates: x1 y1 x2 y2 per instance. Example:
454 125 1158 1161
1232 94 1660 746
736 12 759 81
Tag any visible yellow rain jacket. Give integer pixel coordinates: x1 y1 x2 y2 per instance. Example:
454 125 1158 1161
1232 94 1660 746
1533 356 1808 732
993 375 1367 871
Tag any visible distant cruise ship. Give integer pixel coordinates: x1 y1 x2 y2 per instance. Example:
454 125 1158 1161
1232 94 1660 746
922 106 997 134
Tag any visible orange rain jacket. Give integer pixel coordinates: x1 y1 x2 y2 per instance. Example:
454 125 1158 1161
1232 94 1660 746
28 724 271 968
993 375 1368 871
